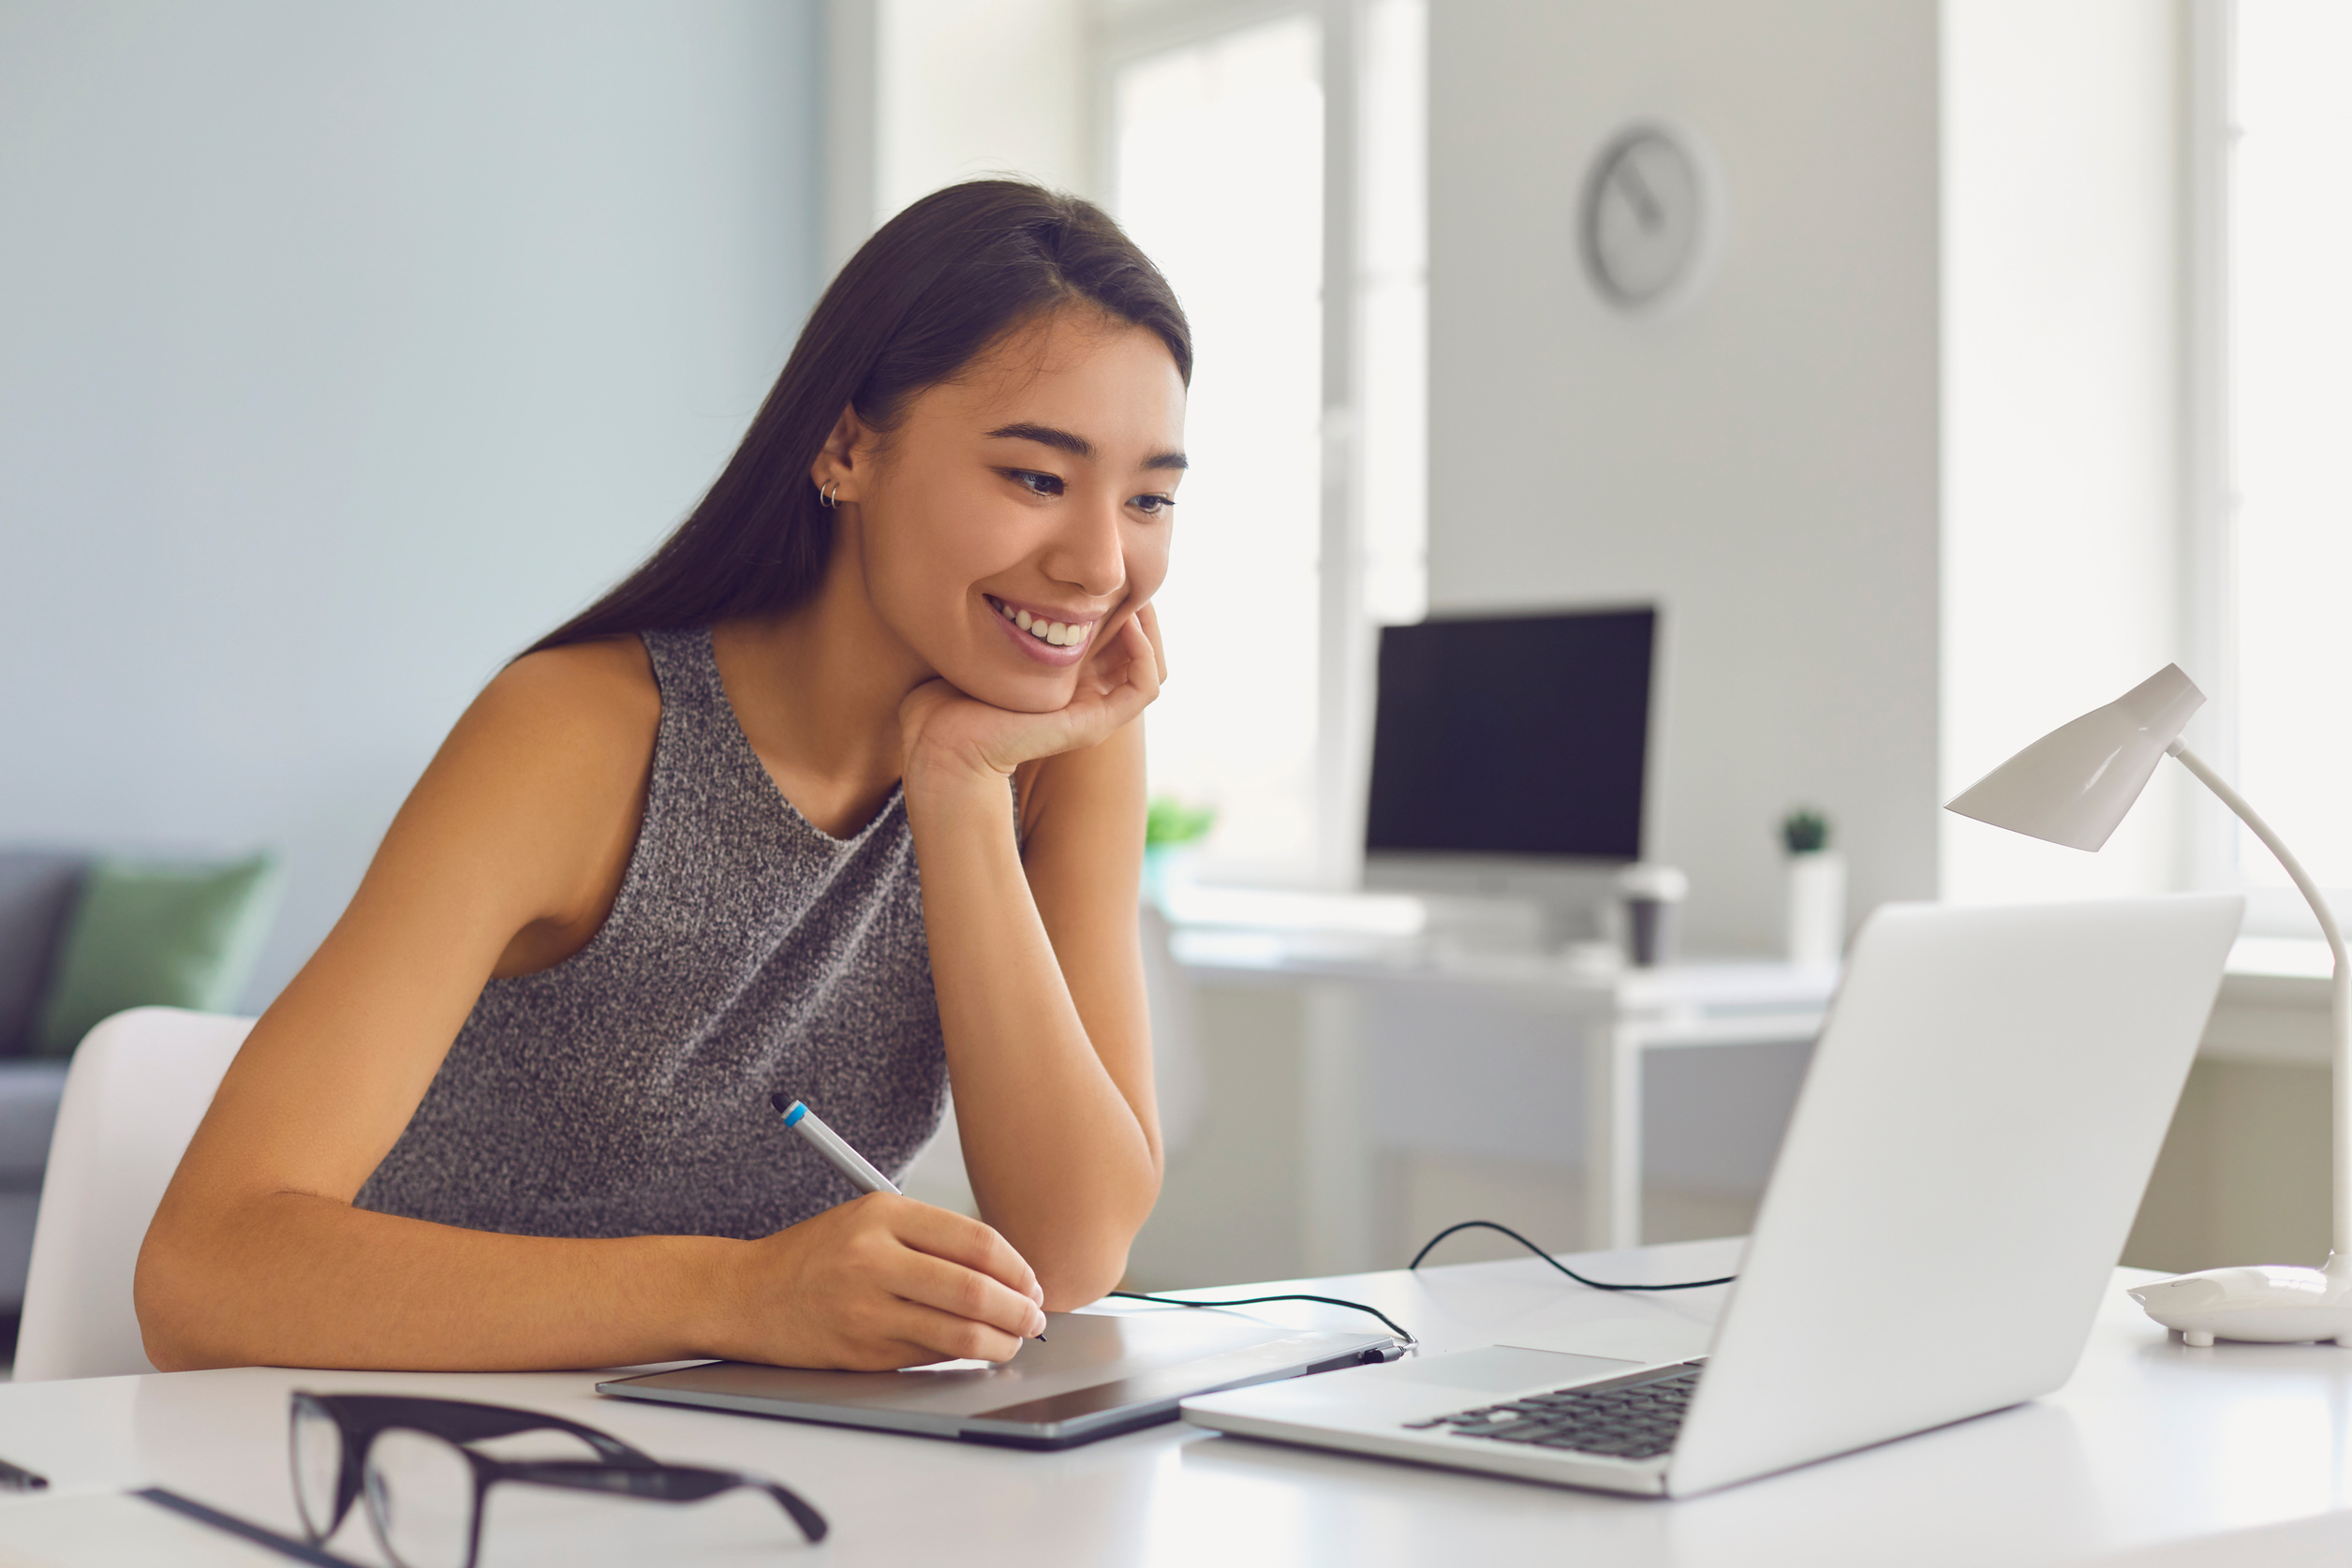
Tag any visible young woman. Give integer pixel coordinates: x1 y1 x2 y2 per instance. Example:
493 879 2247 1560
135 182 1190 1373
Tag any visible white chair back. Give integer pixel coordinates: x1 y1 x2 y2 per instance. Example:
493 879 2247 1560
15 1007 251 1381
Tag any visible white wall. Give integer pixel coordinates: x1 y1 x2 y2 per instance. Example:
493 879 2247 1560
1940 0 2192 905
1429 0 1944 954
874 0 1091 235
0 0 824 1007
821 0 1089 269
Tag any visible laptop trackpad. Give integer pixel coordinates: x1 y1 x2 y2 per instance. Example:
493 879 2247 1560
1500 1317 1714 1365
1387 1346 1638 1393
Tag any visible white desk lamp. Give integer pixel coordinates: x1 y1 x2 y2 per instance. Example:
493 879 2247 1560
1945 664 2352 1346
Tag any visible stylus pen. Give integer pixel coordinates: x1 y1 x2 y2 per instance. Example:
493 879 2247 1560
770 1095 1043 1340
772 1095 902 1196
0 1456 47 1492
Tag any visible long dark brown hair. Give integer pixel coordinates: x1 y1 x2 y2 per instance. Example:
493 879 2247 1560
527 180 1191 655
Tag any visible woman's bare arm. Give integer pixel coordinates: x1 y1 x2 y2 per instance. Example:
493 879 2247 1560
902 625 1164 1309
136 642 1044 1372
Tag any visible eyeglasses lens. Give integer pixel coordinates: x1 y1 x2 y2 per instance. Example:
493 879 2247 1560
363 1427 478 1568
289 1399 345 1541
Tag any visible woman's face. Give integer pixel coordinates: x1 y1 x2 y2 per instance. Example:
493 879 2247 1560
833 308 1187 714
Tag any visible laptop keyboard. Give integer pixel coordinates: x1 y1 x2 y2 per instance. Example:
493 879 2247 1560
1400 1364 1703 1460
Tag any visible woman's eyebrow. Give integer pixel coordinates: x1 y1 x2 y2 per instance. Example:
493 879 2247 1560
985 422 1188 473
986 422 1094 459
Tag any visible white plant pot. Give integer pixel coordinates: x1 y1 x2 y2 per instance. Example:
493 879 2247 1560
1142 843 1200 911
1784 851 1846 966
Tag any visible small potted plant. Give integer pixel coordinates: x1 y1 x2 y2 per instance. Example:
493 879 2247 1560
1143 797 1217 910
1780 807 1845 967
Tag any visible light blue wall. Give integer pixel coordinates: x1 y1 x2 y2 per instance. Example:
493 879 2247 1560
0 1 824 1005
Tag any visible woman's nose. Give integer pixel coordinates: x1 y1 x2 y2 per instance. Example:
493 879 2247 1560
1040 496 1127 598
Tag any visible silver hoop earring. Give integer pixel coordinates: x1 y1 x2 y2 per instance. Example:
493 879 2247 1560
818 481 839 510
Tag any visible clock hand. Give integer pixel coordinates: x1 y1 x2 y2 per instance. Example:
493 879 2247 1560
1617 160 1664 229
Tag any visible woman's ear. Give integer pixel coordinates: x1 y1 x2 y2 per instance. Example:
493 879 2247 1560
809 404 870 501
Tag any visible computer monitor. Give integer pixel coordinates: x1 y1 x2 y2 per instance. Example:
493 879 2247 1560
1361 607 1655 921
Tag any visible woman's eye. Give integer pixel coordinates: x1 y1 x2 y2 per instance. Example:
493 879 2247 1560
1008 469 1064 497
1131 494 1176 517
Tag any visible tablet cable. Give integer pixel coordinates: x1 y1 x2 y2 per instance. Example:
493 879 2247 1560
1109 1220 1736 1348
1408 1220 1738 1291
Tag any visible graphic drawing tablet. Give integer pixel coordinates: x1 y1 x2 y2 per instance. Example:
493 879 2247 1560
598 1309 1400 1449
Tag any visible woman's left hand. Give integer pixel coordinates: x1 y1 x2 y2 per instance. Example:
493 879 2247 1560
899 602 1165 788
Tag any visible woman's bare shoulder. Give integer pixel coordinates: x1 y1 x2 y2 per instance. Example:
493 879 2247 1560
487 636 658 722
404 636 661 848
455 636 659 766
362 636 661 943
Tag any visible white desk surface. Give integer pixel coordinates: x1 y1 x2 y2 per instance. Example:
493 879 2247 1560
5 1237 2352 1566
1173 925 2339 1068
1170 928 1841 1015
1174 925 2333 1001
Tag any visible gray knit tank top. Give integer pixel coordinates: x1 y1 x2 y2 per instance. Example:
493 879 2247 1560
356 628 947 1240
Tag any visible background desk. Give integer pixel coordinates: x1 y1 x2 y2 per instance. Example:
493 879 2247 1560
1172 931 1835 1258
6 1239 2351 1567
1154 925 2346 1283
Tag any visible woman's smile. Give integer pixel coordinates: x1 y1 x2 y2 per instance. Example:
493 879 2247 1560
984 593 1102 665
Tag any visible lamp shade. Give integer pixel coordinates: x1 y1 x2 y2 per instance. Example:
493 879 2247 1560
1945 665 2206 851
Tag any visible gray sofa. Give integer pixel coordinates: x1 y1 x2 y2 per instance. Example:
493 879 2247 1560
0 1064 65 1319
0 854 111 1324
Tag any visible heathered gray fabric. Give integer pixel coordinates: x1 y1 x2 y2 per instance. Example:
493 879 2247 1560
356 628 947 1239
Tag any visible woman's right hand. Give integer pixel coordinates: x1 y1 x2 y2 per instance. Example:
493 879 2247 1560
709 1195 1049 1369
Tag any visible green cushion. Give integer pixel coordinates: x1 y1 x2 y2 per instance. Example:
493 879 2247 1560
35 853 283 1055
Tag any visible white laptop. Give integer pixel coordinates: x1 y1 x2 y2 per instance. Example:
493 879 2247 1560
1183 895 2242 1498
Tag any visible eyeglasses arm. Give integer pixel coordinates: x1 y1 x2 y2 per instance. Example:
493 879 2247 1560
496 1461 830 1544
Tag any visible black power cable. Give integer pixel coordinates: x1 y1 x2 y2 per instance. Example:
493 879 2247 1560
1105 1291 1419 1346
1108 1220 1735 1347
1409 1220 1737 1291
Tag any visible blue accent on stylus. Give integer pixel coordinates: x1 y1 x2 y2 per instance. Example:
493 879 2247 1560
783 1101 806 1128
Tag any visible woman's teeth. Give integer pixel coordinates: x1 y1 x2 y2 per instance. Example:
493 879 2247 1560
995 599 1093 648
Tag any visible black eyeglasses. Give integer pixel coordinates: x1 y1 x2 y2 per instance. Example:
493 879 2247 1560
289 1393 828 1568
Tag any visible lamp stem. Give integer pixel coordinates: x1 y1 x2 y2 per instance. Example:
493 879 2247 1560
2168 741 2352 1263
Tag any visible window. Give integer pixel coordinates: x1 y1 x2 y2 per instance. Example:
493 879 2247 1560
1356 0 1429 631
2215 0 2352 921
1112 16 1326 881
1102 0 1427 888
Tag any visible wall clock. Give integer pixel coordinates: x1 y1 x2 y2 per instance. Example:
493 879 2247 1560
1578 124 1715 312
